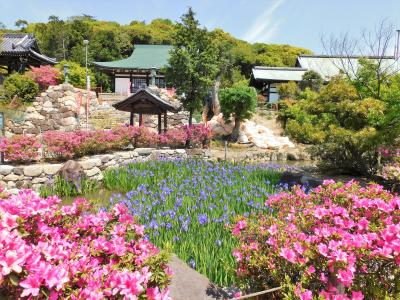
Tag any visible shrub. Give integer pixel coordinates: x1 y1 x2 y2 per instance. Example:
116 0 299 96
232 180 400 299
159 127 187 148
0 135 41 162
219 86 257 141
135 127 159 148
111 125 140 147
277 81 298 99
184 124 211 148
26 65 61 90
43 131 83 160
0 189 172 299
281 75 389 174
2 73 39 103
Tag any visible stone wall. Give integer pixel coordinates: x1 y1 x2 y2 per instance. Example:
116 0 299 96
5 84 101 135
4 85 192 135
0 148 192 191
92 93 191 130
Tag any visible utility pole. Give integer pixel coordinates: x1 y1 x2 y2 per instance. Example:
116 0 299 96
395 30 400 59
83 40 89 131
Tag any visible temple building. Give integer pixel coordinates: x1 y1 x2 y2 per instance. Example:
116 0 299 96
0 33 57 75
93 44 172 94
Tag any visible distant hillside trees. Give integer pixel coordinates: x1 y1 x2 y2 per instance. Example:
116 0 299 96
1 12 312 91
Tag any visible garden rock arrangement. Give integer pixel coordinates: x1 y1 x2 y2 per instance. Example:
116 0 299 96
5 84 99 135
94 89 191 130
0 148 190 191
4 83 192 136
208 114 295 149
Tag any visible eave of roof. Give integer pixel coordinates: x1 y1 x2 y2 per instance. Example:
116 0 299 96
113 88 178 113
252 66 307 82
0 33 57 64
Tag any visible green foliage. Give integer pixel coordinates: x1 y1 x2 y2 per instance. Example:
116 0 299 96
299 70 323 92
20 13 312 91
280 70 399 174
56 60 96 88
39 175 98 197
2 73 39 103
166 8 218 124
277 81 298 99
102 159 282 286
219 85 257 141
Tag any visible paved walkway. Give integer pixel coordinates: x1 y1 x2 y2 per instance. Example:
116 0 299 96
168 256 229 300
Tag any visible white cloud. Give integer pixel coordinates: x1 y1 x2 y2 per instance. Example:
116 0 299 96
243 0 286 43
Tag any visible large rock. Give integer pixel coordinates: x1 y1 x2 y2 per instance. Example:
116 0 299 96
23 165 43 177
85 167 100 177
0 165 14 176
4 174 20 181
43 164 63 175
57 160 84 181
79 158 102 170
61 117 78 127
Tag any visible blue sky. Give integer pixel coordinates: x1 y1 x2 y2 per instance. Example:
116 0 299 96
1 0 400 52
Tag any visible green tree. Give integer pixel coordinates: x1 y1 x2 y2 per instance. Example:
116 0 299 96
277 81 298 99
219 85 257 141
15 19 28 31
166 8 218 125
299 70 323 92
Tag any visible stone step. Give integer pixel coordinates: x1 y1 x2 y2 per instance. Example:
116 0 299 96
168 256 229 300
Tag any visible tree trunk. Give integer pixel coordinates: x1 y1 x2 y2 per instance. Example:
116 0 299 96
189 110 193 126
212 79 221 116
231 116 241 142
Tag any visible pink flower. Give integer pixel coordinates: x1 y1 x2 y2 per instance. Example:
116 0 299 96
232 220 247 236
0 250 24 275
337 269 354 286
268 224 278 235
318 243 329 257
351 291 364 300
299 289 313 300
279 247 297 263
20 275 41 297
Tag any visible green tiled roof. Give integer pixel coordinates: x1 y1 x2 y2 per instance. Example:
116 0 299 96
93 44 172 70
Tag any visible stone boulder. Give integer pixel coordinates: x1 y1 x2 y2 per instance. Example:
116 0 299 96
57 160 84 182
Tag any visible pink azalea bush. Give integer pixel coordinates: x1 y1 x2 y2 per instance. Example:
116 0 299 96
184 124 211 148
0 135 41 162
2 125 211 163
232 180 400 299
26 66 61 90
0 188 171 299
159 127 188 148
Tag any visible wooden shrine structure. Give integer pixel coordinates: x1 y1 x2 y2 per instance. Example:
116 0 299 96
113 88 178 133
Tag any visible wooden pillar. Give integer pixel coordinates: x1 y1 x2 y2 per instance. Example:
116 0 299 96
129 72 133 93
130 112 134 126
139 114 143 126
163 112 167 133
158 113 162 134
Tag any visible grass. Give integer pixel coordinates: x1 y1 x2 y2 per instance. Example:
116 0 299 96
103 159 282 286
39 175 99 198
